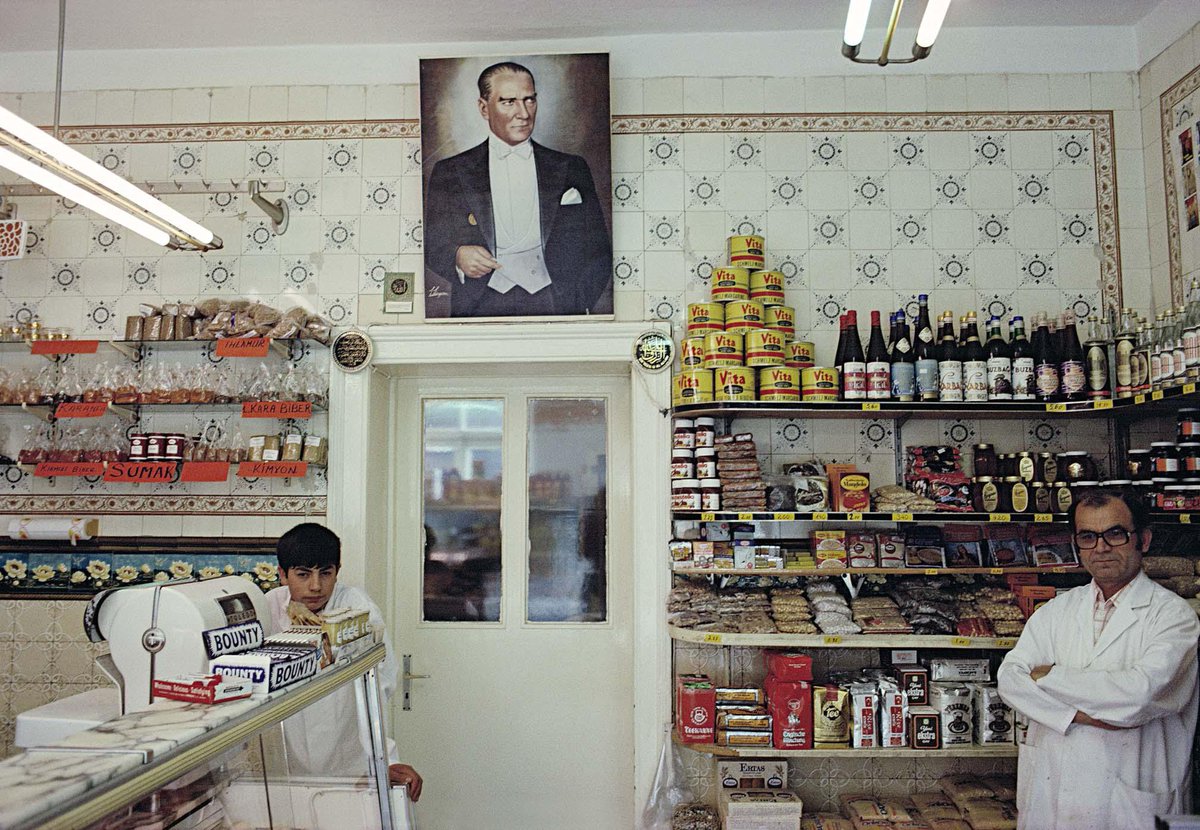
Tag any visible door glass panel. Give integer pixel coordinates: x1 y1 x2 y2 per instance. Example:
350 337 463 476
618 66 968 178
422 399 502 622
526 398 608 622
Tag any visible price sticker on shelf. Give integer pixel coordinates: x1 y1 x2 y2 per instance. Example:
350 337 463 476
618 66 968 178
996 638 1016 649
702 633 722 644
1092 399 1113 410
988 513 1011 523
1153 390 1165 400
1045 402 1067 412
1186 383 1197 395
812 512 829 521
737 512 754 521
700 512 716 521
861 402 881 411
891 512 913 522
989 568 1004 575
1052 567 1068 573
951 637 972 647
773 512 794 521
847 512 863 521
1034 513 1053 523
823 635 843 645
924 568 939 575
1182 514 1192 524
1134 394 1147 405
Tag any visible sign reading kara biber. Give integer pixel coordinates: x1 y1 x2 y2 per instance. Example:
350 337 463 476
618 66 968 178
241 400 312 419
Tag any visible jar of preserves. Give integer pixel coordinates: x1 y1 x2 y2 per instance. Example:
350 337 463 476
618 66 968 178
1161 485 1188 511
997 453 1017 478
128 433 148 461
972 444 998 478
694 417 716 448
1058 451 1098 482
1036 452 1059 484
1149 442 1181 478
1126 449 1152 480
1178 408 1200 442
700 478 721 511
1006 476 1032 513
1052 481 1074 514
145 433 166 461
671 479 701 510
998 476 1021 513
1179 442 1200 475
972 477 1000 512
671 449 695 479
1015 452 1036 482
695 447 717 478
1031 481 1053 513
1132 479 1156 510
673 419 696 449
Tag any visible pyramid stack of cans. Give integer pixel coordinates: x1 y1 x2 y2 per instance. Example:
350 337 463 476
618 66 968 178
673 235 813 407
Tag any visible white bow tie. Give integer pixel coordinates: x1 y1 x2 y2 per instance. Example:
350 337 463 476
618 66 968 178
493 141 533 160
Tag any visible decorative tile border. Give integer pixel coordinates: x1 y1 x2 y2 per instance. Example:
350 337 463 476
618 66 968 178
53 120 419 144
0 551 280 596
612 110 1122 315
1160 65 1200 307
1 495 325 516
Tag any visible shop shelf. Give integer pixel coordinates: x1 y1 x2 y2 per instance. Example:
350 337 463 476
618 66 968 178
672 510 1068 524
668 625 1018 650
671 731 1017 758
671 565 1081 576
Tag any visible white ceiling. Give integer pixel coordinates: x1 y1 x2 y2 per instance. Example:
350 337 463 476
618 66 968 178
0 0 1169 52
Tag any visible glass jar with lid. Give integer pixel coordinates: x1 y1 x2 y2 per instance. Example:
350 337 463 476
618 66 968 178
1035 452 1058 484
1052 481 1074 514
1178 442 1200 476
1006 476 1032 513
1149 442 1180 478
1015 452 1036 482
972 444 998 478
1058 451 1098 482
1126 448 1152 480
1031 481 1053 513
673 418 696 449
972 477 1001 512
1178 408 1200 442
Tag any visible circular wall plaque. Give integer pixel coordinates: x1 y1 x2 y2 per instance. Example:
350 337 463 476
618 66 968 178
633 330 674 373
332 328 373 373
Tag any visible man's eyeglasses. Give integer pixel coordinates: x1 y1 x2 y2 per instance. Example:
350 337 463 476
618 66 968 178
1073 527 1135 549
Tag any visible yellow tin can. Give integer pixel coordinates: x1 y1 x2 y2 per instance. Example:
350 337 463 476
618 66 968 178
787 340 816 369
801 366 839 402
744 329 786 367
759 366 802 402
765 306 795 339
728 235 766 271
672 369 714 407
749 270 786 306
725 300 765 335
714 366 757 401
680 336 706 368
711 266 750 303
703 331 744 369
686 302 725 335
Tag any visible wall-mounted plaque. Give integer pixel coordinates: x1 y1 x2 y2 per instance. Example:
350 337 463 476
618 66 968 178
332 328 373 373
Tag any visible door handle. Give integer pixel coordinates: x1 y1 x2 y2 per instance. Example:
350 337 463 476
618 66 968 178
401 654 429 711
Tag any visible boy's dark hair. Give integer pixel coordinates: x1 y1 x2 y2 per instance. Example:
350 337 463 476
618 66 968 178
276 523 341 572
1069 486 1150 533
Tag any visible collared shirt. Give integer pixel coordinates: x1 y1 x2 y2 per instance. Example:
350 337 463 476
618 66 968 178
1092 580 1131 644
485 134 551 295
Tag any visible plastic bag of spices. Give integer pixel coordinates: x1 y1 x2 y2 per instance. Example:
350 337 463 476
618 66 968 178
302 435 328 466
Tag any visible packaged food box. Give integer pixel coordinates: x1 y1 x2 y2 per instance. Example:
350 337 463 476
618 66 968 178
1028 526 1077 567
908 705 942 749
850 683 879 748
765 651 813 682
765 676 812 750
210 644 321 695
929 658 990 682
903 525 945 568
716 729 773 747
716 711 772 730
670 540 693 563
878 680 907 747
734 541 756 570
972 684 1015 745
942 524 984 567
692 541 715 567
811 530 847 568
985 524 1029 567
846 531 877 567
676 674 716 743
152 674 253 705
930 682 973 746
831 470 871 512
1015 585 1058 619
717 687 766 705
718 788 804 818
812 684 849 748
877 532 906 568
717 760 788 790
893 663 928 706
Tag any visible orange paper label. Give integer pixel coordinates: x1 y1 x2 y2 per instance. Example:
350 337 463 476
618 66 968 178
216 337 270 357
180 462 231 482
34 462 104 477
30 339 99 355
54 402 109 418
242 400 312 419
237 461 307 478
103 462 177 482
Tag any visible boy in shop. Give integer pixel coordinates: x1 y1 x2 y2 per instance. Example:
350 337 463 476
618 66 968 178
267 522 423 801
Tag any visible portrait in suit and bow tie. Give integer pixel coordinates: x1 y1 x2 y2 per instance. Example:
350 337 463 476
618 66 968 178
421 54 613 319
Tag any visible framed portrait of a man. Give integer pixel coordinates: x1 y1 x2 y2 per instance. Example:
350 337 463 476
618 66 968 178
420 53 613 320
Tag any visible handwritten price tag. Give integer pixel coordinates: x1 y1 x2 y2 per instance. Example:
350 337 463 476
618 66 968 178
812 512 829 521
700 512 716 521
774 512 795 521
236 461 307 478
1182 514 1192 524
951 637 972 647
737 512 754 520
924 568 939 575
215 337 270 358
1153 390 1165 400
241 400 312 419
1034 513 1053 523
996 638 1016 649
703 633 722 644
1092 399 1113 410
34 462 104 477
103 462 176 483
989 568 1004 575
54 402 108 418
1134 394 1147 405
847 512 863 521
1186 383 1197 395
1046 402 1067 412
891 512 913 522
862 402 881 411
989 513 1011 523
823 635 843 645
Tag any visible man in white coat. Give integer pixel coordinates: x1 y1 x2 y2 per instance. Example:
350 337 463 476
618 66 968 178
998 488 1199 829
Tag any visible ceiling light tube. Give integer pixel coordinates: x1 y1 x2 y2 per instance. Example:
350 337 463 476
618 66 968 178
0 104 214 245
0 146 171 246
915 0 952 48
843 0 873 47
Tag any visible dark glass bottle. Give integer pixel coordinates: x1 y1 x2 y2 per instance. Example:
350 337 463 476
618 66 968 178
842 310 866 400
914 294 939 402
1083 315 1111 400
1033 313 1060 402
1059 311 1086 401
866 311 891 400
937 312 963 402
961 311 988 402
1010 316 1034 401
985 316 1012 401
891 310 916 402
834 313 848 374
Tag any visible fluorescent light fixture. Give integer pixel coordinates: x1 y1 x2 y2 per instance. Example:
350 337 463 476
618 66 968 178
0 103 221 250
842 0 952 66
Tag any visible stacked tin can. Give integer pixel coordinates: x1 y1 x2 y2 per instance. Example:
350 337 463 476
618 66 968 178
672 235 813 406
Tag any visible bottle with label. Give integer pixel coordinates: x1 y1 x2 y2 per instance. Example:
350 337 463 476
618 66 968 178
1114 307 1137 397
960 312 988 402
914 294 939 402
842 310 867 400
890 309 916 402
1172 308 1188 386
866 310 892 400
937 312 964 402
834 313 849 378
1136 320 1153 393
1184 280 1200 380
1033 313 1060 402
1083 315 1111 400
1010 316 1034 401
984 315 1012 401
1059 310 1086 401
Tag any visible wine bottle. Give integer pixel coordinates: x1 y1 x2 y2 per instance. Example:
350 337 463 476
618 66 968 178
1183 280 1200 381
1010 316 1034 400
1151 312 1167 389
1114 307 1137 397
1059 310 1085 401
914 294 939 402
866 310 891 400
1083 315 1111 400
985 316 1012 401
1033 313 1060 402
891 310 916 402
842 310 867 400
1172 308 1188 386
937 312 964 402
961 312 988 402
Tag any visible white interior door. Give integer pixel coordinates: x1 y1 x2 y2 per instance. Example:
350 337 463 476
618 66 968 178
390 366 632 829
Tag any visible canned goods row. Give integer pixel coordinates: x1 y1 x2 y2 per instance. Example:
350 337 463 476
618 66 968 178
687 301 795 338
129 433 188 461
672 366 842 406
727 235 765 271
711 267 786 305
681 332 815 370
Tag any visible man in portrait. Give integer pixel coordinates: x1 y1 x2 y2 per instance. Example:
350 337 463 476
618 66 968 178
422 58 612 318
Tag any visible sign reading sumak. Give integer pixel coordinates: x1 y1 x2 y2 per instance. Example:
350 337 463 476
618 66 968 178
103 462 177 483
242 401 312 419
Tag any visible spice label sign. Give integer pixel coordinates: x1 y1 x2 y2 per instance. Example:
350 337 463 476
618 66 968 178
216 337 270 358
181 462 231 482
30 339 99 355
103 462 178 483
237 461 307 478
54 402 109 418
34 462 104 477
242 401 312 419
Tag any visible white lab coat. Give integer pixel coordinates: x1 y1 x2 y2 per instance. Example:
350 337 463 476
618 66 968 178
997 571 1200 830
266 583 400 776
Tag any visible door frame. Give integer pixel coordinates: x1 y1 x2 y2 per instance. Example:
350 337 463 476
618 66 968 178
326 321 672 805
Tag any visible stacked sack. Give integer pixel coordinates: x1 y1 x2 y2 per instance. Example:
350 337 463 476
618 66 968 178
719 587 775 633
807 579 862 635
667 579 719 630
770 588 817 634
716 432 767 512
850 595 913 634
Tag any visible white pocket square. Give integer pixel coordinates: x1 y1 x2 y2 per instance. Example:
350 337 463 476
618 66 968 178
560 187 582 205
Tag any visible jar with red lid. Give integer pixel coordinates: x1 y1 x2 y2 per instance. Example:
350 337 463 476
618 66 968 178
1150 442 1181 478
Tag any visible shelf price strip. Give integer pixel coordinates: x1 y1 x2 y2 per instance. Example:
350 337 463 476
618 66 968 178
989 513 1011 523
